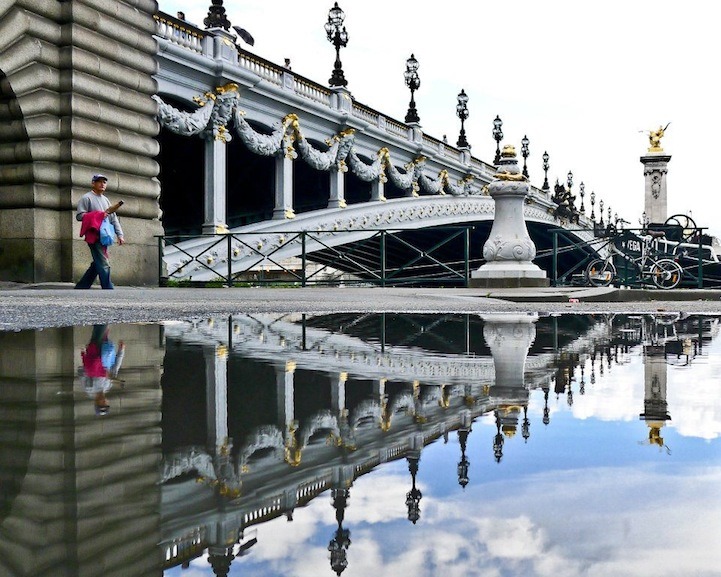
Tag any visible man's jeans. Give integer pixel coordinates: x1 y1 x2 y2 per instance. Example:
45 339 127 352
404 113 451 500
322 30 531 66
75 242 113 289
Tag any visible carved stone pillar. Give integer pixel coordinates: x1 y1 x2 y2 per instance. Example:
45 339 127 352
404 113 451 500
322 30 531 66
640 153 671 225
273 153 295 220
202 137 229 233
328 168 346 209
370 179 386 202
470 145 548 287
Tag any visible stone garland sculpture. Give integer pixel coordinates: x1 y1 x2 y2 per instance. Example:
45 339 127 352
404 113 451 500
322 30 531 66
155 88 478 196
346 148 387 182
295 127 356 171
233 110 291 156
153 94 215 136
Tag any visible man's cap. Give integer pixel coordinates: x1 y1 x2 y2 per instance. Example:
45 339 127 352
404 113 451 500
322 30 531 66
92 174 108 182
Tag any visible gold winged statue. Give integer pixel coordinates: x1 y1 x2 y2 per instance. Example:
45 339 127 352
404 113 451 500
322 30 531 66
647 122 670 153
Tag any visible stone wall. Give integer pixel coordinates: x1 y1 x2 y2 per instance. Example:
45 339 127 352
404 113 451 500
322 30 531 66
0 0 162 284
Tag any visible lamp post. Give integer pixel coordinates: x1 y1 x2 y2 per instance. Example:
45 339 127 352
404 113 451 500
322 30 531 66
456 89 469 148
608 206 612 226
590 191 596 221
521 135 530 178
542 151 550 192
579 182 585 214
325 2 349 87
403 54 421 123
492 115 503 165
599 199 605 226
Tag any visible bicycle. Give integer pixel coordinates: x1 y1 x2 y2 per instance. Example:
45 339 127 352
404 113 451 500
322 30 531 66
585 230 683 289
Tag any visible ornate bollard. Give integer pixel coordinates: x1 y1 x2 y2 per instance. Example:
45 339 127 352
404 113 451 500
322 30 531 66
470 145 549 287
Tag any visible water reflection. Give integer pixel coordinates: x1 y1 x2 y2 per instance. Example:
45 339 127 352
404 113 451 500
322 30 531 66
1 313 720 577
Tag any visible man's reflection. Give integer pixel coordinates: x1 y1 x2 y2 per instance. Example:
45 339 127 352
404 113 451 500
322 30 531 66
79 324 125 415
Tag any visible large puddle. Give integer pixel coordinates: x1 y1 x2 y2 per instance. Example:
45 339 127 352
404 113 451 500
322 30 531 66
1 312 720 576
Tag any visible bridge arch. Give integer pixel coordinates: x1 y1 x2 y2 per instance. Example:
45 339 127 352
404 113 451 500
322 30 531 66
0 68 33 279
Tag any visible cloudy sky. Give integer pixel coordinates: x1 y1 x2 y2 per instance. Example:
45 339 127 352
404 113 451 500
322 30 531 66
157 0 720 237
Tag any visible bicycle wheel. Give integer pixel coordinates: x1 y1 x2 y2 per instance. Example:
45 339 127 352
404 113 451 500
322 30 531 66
585 259 616 287
651 259 683 289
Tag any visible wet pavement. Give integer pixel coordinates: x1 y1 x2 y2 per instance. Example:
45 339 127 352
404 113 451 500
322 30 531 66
2 283 721 330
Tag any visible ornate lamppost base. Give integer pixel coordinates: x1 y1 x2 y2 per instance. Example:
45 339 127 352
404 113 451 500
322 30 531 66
470 262 550 288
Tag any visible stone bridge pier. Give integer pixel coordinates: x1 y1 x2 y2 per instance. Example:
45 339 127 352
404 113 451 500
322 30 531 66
0 0 162 283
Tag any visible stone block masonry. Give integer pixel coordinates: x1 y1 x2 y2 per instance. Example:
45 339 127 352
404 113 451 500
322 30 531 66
0 0 163 284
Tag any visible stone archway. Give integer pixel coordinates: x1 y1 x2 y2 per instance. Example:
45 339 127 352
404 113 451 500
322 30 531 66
0 69 33 280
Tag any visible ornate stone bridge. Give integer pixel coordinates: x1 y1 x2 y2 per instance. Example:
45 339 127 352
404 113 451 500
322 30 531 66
0 0 596 284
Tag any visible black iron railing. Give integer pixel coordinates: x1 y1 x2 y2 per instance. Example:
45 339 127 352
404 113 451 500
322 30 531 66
158 227 478 287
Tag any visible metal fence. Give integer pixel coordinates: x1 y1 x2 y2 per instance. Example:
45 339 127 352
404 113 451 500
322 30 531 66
158 227 478 287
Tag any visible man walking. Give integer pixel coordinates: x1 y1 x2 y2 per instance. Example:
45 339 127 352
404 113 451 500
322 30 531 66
75 174 125 289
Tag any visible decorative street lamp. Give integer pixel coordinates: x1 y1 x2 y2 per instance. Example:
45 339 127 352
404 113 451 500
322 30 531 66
456 89 469 148
403 54 421 124
492 115 503 165
542 151 550 192
566 170 573 193
590 191 596 221
521 135 530 178
608 206 612 226
325 2 349 87
579 182 585 214
599 199 605 226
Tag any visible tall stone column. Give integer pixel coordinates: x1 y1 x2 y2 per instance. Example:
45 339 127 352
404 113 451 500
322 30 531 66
273 153 295 220
470 145 548 287
328 168 347 209
203 137 229 233
640 144 671 225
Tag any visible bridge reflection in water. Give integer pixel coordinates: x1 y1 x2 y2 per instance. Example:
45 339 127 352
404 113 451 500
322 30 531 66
0 313 720 576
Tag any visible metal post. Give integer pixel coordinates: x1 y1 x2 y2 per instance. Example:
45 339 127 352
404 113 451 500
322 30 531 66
381 312 386 353
301 232 307 287
697 232 703 288
552 231 558 287
157 235 164 286
464 226 470 287
380 230 386 287
464 314 470 355
302 314 307 350
227 233 232 286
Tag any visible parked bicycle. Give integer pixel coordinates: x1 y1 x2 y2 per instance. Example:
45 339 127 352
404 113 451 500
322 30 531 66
585 230 683 289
